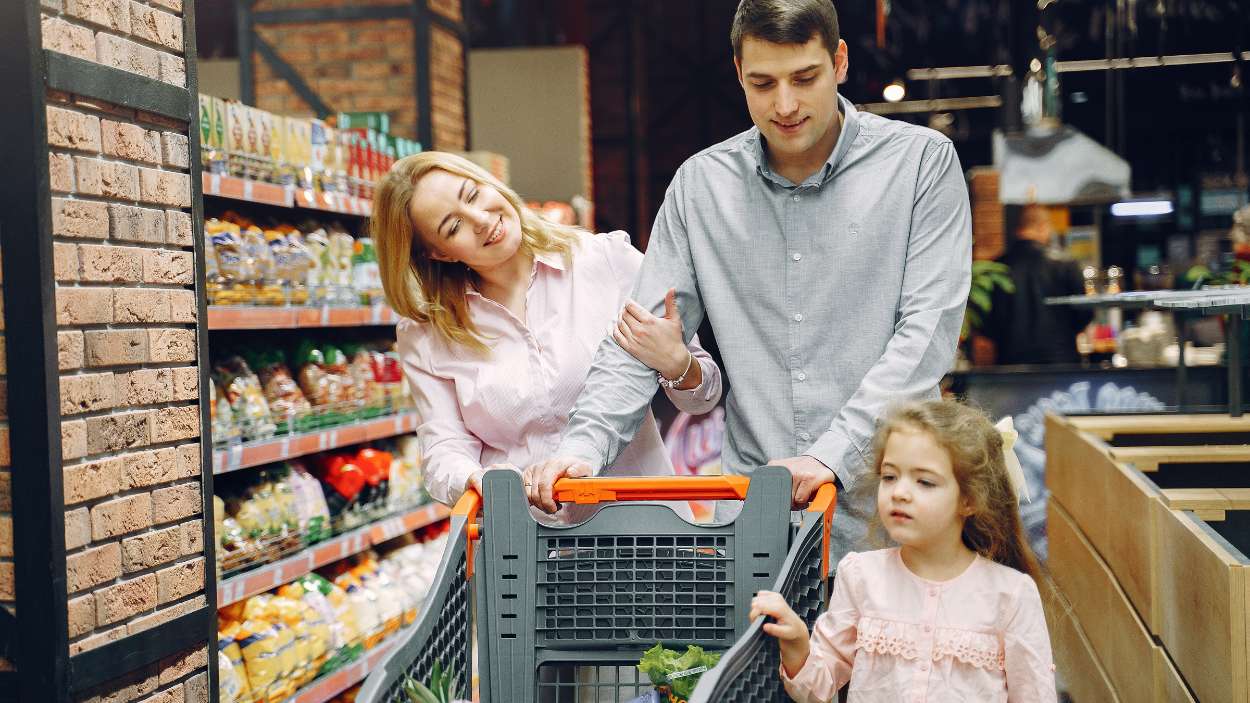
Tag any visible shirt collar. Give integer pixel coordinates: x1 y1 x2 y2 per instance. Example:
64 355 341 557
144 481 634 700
463 247 565 300
751 93 862 188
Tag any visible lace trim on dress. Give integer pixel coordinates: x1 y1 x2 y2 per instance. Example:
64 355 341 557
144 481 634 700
855 616 1004 672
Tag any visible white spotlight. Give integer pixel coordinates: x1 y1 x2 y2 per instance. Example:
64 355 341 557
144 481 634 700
1110 200 1174 217
883 80 906 103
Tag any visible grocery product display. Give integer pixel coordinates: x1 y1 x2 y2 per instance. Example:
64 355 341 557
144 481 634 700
210 340 408 443
205 212 383 308
218 532 450 703
200 95 420 203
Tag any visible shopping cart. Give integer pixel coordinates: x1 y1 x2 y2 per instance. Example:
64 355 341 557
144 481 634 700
357 465 835 703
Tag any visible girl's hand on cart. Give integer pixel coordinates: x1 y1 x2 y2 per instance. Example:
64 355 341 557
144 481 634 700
522 458 592 513
750 590 811 677
614 288 688 379
467 463 522 495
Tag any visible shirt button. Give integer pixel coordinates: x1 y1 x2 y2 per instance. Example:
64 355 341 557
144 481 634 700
797 372 807 382
792 252 802 262
793 313 804 322
792 194 801 202
799 431 811 441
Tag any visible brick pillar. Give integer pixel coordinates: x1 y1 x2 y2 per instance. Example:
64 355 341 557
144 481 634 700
14 1 212 700
249 0 467 150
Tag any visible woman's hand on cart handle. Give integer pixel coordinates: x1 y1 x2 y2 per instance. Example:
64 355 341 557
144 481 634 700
466 463 522 496
522 458 592 513
750 590 811 678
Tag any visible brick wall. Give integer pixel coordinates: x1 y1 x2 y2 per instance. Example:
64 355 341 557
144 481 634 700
250 0 466 150
969 168 1005 261
40 1 209 699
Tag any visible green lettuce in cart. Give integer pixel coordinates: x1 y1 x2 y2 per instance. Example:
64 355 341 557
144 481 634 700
637 643 722 700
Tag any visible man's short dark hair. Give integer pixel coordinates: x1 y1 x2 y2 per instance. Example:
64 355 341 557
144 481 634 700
731 0 840 61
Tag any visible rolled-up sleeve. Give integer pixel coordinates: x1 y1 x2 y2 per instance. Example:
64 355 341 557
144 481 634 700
398 325 482 505
805 139 971 491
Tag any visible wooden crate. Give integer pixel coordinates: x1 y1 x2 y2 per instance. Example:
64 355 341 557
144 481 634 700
1038 572 1119 703
1048 500 1182 702
1046 414 1250 634
1154 502 1250 703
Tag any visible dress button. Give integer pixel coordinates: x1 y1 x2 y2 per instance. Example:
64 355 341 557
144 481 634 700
928 587 938 597
792 252 802 262
920 663 929 672
924 625 932 633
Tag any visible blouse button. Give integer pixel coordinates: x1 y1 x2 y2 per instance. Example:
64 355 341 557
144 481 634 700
928 587 938 597
920 663 929 672
923 625 932 633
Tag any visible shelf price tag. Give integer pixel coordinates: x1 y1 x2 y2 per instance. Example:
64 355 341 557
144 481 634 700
227 441 243 470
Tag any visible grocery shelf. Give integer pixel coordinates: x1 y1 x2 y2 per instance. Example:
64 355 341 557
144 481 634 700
213 411 420 475
207 304 401 330
217 502 449 607
282 632 399 703
203 172 373 217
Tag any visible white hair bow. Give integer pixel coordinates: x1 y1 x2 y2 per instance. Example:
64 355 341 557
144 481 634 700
994 417 1031 503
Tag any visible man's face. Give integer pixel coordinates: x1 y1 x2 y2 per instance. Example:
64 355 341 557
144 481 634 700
735 34 847 164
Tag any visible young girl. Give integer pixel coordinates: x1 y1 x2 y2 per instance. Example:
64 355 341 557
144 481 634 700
750 399 1056 702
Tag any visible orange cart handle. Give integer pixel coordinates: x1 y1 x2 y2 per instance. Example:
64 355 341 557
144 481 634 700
451 476 838 579
552 475 751 504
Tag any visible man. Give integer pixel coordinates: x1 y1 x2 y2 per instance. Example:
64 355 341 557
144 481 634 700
984 204 1093 365
526 0 971 553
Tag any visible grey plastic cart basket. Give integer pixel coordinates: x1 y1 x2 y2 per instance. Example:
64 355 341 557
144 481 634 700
357 466 834 703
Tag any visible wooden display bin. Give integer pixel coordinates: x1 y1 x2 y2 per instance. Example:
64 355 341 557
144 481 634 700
1046 413 1250 703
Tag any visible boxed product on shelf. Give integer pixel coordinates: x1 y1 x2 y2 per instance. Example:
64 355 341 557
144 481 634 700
214 355 278 442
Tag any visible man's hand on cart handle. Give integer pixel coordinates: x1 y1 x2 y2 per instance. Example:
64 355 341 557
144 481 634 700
750 590 811 678
768 455 836 509
522 458 593 513
467 463 523 496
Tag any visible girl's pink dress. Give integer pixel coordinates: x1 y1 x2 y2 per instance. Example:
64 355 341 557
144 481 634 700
781 548 1056 703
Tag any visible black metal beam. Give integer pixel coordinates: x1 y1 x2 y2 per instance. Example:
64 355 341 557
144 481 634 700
67 608 213 694
44 51 192 121
238 0 255 104
461 0 472 149
428 9 469 41
0 1 69 700
414 0 434 148
254 5 410 24
253 33 334 118
183 1 218 697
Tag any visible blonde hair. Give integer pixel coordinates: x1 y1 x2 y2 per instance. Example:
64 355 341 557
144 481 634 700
371 151 584 353
870 399 1042 581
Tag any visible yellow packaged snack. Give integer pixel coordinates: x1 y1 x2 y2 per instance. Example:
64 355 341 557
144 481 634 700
220 623 253 703
236 618 287 703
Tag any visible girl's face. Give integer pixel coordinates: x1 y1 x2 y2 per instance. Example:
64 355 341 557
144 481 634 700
876 426 970 552
408 168 523 272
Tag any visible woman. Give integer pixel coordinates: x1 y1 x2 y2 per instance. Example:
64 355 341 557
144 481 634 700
372 152 721 523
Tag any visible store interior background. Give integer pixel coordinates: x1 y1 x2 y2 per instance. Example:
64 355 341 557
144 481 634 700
189 0 1250 556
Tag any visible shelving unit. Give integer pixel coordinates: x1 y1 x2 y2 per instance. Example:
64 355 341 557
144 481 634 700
282 634 400 703
217 502 448 607
203 172 373 217
207 305 401 330
212 411 421 475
